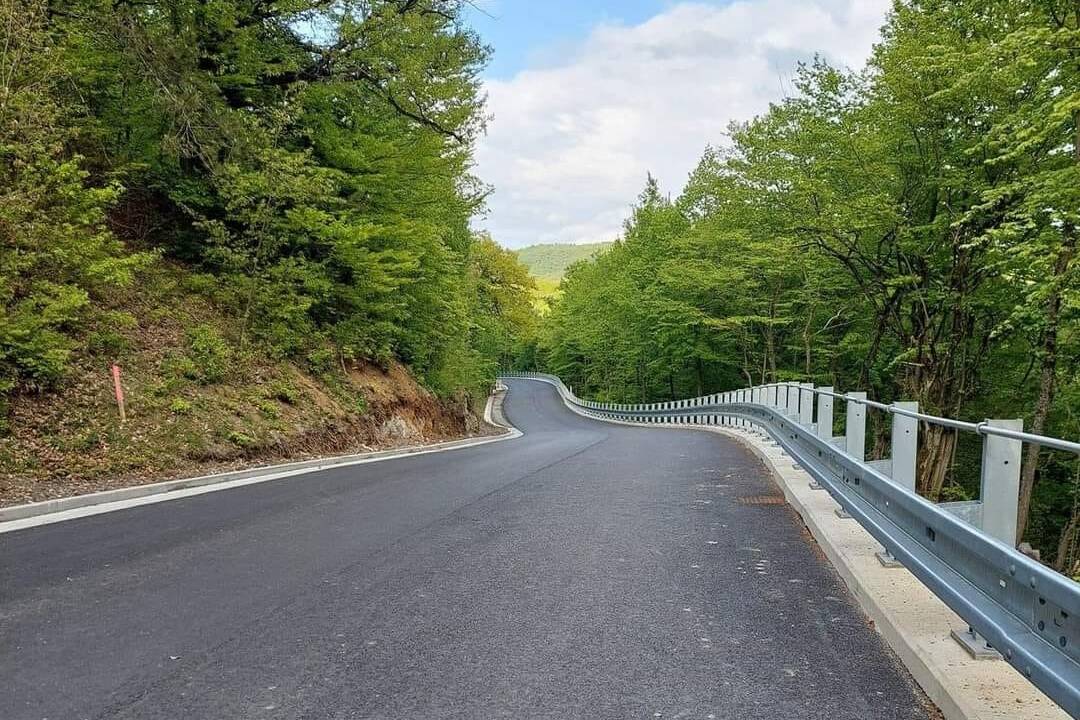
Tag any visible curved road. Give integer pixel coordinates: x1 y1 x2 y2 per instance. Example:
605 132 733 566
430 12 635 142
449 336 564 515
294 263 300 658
0 379 934 719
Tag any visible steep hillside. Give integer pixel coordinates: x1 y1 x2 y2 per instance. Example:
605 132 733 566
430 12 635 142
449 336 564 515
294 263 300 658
0 262 490 508
1 3 542 507
515 243 612 282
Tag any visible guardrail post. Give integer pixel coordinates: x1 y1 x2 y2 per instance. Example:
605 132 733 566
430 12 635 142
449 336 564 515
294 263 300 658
876 401 918 563
891 402 919 490
949 417 1025 660
846 392 867 461
817 387 833 440
766 384 777 408
980 418 1023 546
799 383 814 427
748 387 758 433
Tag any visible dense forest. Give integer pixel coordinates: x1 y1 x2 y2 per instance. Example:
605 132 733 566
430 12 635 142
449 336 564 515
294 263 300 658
0 0 538 495
538 1 1080 567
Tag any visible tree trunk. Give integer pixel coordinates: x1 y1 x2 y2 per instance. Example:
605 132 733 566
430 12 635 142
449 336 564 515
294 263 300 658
1055 513 1080 574
1056 463 1080 573
766 298 778 382
1017 242 1074 540
918 424 956 500
803 311 813 376
639 360 647 404
1017 109 1079 542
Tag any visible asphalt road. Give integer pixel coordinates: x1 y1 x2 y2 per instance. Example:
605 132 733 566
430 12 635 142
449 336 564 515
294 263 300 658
0 379 935 720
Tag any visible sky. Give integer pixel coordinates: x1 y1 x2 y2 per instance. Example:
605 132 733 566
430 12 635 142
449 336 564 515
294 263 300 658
466 0 892 249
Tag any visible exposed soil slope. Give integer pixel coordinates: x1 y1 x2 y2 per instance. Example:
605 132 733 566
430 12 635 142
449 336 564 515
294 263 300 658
0 264 491 507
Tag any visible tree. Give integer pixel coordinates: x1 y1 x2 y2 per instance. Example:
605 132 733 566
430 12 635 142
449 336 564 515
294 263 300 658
0 0 151 428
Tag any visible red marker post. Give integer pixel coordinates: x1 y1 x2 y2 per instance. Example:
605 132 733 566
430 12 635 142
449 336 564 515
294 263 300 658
111 364 127 424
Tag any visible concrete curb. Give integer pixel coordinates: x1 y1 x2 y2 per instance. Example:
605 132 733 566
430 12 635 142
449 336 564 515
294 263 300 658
1 391 522 532
486 383 513 430
507 377 1065 720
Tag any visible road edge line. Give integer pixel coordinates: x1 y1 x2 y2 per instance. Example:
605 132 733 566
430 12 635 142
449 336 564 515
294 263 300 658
1 390 522 533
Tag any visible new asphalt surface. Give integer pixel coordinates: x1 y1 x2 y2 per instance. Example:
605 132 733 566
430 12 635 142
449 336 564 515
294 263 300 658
0 379 935 719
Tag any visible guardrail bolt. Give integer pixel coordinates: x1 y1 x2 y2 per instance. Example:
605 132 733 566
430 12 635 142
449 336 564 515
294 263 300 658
951 626 1002 661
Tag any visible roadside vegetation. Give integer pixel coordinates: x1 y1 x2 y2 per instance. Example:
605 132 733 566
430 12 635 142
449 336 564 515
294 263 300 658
537 2 1080 568
0 0 538 502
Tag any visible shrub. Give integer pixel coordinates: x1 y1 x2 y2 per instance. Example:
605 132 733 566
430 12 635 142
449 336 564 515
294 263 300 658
256 399 279 419
265 379 300 405
307 347 335 374
87 329 131 357
227 430 255 448
186 324 231 384
86 311 138 357
169 398 194 415
161 354 199 384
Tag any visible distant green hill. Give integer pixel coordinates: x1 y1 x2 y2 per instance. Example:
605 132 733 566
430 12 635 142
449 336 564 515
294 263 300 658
515 242 612 282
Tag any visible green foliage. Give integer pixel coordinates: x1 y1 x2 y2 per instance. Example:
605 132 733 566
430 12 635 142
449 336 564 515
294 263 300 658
307 348 337 376
169 398 194 416
160 354 199 387
226 431 256 449
255 400 279 420
264 380 300 406
185 325 232 385
541 2 1080 565
87 312 138 357
0 1 155 404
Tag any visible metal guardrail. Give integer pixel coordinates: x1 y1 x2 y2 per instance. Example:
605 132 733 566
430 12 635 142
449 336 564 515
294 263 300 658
499 371 1080 717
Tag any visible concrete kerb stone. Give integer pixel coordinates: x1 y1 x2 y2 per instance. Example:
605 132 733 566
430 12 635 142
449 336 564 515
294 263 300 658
0 389 522 531
531 388 1067 720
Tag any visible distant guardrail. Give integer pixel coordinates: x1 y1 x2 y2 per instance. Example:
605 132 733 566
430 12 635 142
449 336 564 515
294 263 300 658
500 370 1080 717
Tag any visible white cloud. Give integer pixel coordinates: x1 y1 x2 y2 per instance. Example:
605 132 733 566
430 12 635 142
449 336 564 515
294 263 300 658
474 0 890 248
